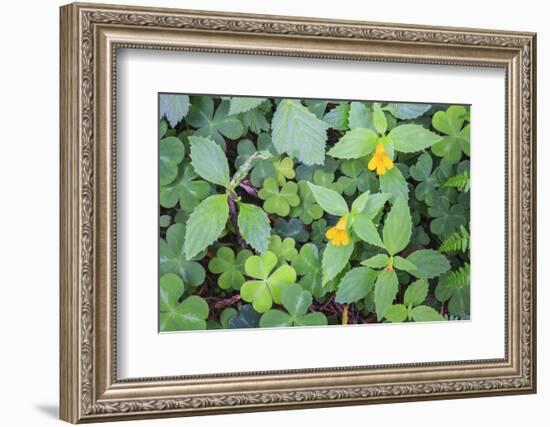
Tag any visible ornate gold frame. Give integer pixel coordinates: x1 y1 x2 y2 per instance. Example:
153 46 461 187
59 2 537 423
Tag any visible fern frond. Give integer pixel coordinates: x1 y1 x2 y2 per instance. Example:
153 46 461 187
439 225 470 253
441 170 470 192
440 263 470 288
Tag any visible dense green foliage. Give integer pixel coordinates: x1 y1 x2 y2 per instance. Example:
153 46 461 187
159 94 471 331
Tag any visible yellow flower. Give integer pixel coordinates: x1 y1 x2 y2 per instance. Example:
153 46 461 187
368 143 394 176
325 216 350 246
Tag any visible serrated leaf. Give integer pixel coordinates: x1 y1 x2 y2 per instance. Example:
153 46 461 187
388 124 442 153
374 269 399 319
361 254 389 269
404 279 428 307
385 304 408 322
373 104 388 134
238 202 271 253
228 97 266 115
307 182 348 216
353 215 385 248
348 102 371 129
406 249 451 279
327 128 378 159
160 94 190 127
393 256 417 274
382 195 412 256
184 194 229 259
324 103 350 131
379 166 409 202
189 135 230 187
335 267 377 304
272 99 328 165
411 305 444 322
385 103 431 120
321 241 354 285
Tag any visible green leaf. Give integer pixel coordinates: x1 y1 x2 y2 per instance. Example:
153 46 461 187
406 249 451 279
359 193 391 219
272 99 329 165
353 215 385 249
160 94 190 127
404 279 429 307
428 197 467 238
291 244 324 298
229 304 261 329
160 164 211 210
187 97 244 147
385 103 431 120
379 166 409 202
184 194 229 259
431 106 469 163
189 135 230 187
388 124 442 153
328 128 378 159
244 251 278 280
219 307 238 328
266 264 297 304
321 241 354 285
274 218 309 243
268 235 298 264
373 103 388 134
350 191 370 214
304 99 329 119
160 295 209 331
323 103 350 131
237 202 271 253
382 195 412 256
348 102 371 129
307 182 348 216
159 136 185 185
259 310 292 327
281 283 312 317
393 256 417 274
385 304 408 323
361 254 389 269
159 273 184 312
258 178 300 216
208 247 252 290
374 269 399 319
289 180 323 224
411 305 444 322
294 312 328 327
228 97 266 115
273 157 296 185
335 267 377 304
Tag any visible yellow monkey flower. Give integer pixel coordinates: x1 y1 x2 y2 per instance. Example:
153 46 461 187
368 143 394 176
325 215 350 247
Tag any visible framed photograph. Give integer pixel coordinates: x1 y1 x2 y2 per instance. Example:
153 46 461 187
60 2 537 423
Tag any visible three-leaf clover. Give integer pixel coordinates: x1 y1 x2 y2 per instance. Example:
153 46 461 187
258 177 300 216
159 273 209 331
267 235 298 264
259 283 328 327
159 136 185 185
240 251 297 313
160 164 211 210
291 243 325 298
431 105 470 163
208 247 252 290
290 180 323 224
385 279 444 323
427 195 467 238
274 218 309 243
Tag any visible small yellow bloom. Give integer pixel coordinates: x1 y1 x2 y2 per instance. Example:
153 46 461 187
325 216 350 247
368 143 394 176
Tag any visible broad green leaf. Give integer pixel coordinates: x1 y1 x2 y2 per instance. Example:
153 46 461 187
348 102 371 129
272 99 329 165
393 256 417 274
307 182 348 216
379 167 409 202
382 195 412 256
374 269 399 319
281 283 312 317
327 128 378 159
184 194 229 259
335 267 377 304
159 273 184 312
237 202 271 253
189 135 230 187
404 279 428 307
321 241 354 285
359 193 391 219
353 215 385 248
373 104 388 135
385 304 408 322
187 97 244 147
406 249 451 279
208 247 252 290
245 251 278 280
259 310 292 327
350 191 371 213
228 97 266 115
323 103 350 131
304 99 329 119
411 305 444 322
258 178 300 216
160 94 190 127
385 103 431 120
160 295 209 331
388 124 442 153
159 136 185 185
361 254 389 269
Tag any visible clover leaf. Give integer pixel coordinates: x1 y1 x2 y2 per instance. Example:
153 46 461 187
431 105 470 163
289 181 323 225
228 304 262 329
427 196 467 238
159 273 209 331
186 96 244 148
291 243 325 298
160 223 206 288
267 235 298 264
258 177 300 216
274 218 309 243
160 164 212 210
240 101 271 135
208 247 252 290
312 169 344 193
159 136 185 185
259 284 327 328
240 251 297 313
337 159 378 196
385 279 443 323
310 219 328 244
273 156 296 186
